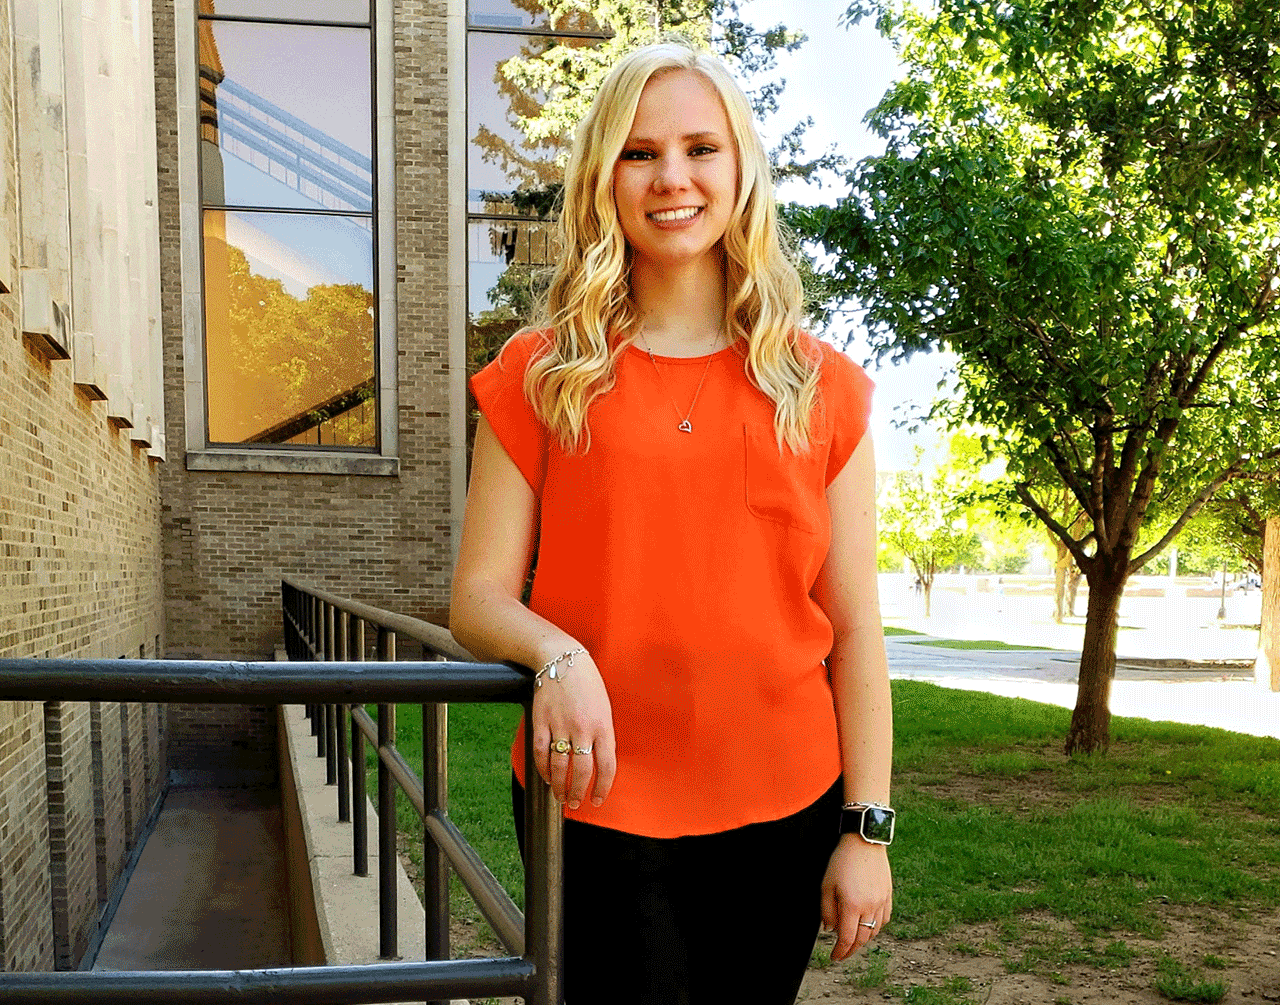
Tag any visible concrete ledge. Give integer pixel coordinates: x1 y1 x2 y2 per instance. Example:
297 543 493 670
186 449 400 476
280 703 468 1005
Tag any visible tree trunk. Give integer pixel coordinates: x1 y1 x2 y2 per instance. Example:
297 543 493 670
1066 566 1082 617
1065 563 1127 755
1054 564 1067 622
1260 517 1280 692
1051 535 1073 623
923 581 933 618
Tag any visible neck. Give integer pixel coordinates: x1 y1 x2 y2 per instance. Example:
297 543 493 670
629 252 728 357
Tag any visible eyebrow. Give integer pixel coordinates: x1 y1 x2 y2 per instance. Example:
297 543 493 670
624 131 725 145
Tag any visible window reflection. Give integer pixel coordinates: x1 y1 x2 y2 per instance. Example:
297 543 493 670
199 20 371 211
467 30 596 216
203 210 376 447
200 0 370 24
467 218 559 374
467 0 601 33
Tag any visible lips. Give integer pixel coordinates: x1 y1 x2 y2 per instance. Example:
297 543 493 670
647 206 703 223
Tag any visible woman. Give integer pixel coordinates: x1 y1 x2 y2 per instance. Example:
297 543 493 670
450 39 893 1004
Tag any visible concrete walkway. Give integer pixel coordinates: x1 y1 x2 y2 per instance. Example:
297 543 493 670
875 571 1280 740
94 786 294 970
884 631 1280 741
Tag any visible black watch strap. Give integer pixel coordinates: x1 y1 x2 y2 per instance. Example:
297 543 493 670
840 803 895 845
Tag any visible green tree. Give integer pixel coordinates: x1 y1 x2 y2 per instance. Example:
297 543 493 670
1159 481 1280 578
474 1 819 193
223 245 375 442
791 0 1280 752
879 443 984 616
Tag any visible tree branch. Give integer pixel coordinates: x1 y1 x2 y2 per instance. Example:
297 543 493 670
1015 482 1093 570
1090 419 1110 548
1127 445 1280 573
1042 431 1091 515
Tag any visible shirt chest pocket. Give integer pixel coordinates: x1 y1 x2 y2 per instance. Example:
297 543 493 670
743 424 825 535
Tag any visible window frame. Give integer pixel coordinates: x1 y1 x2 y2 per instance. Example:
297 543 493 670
462 9 612 367
177 0 399 475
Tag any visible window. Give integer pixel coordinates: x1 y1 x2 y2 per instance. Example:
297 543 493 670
196 0 379 450
465 3 611 381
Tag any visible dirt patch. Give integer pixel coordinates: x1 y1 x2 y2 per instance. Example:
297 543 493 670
911 766 1066 810
440 900 1280 1005
798 907 1280 1004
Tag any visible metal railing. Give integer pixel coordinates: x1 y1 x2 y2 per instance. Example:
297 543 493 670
0 578 564 1005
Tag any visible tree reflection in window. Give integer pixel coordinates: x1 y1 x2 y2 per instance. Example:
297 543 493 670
198 3 377 449
204 228 375 446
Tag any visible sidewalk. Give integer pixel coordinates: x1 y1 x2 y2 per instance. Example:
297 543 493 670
879 576 1280 741
93 786 293 971
886 637 1280 740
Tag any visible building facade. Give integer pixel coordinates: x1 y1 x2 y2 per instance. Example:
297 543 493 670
1 0 613 972
0 0 168 970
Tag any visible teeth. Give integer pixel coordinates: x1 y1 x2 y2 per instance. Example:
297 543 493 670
649 207 701 222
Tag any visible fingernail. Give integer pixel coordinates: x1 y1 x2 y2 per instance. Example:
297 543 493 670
591 796 603 806
568 800 580 810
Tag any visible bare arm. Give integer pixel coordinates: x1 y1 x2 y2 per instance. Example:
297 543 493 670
449 416 617 808
812 432 894 960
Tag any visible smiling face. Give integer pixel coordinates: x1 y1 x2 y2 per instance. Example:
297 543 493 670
611 68 739 274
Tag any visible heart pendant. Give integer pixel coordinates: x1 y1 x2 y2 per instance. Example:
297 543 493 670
678 420 692 433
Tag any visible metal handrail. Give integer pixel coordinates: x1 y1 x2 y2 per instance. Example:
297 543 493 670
280 577 560 1000
0 578 565 1005
282 576 470 661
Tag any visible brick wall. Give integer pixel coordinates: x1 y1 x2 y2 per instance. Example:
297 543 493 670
155 0 456 662
89 702 127 913
0 0 168 972
153 0 458 760
43 702 97 968
0 703 53 972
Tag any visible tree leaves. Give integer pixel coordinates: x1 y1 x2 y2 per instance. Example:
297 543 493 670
795 0 1280 577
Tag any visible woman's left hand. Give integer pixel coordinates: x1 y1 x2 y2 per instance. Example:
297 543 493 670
821 835 893 961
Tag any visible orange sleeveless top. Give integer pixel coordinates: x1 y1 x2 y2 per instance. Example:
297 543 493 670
469 330 873 837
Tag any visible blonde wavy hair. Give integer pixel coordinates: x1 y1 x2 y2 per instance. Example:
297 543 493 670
519 39 822 452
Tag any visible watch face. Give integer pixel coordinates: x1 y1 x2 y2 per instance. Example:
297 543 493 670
861 806 895 845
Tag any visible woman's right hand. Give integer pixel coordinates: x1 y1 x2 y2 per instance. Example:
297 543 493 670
531 649 617 809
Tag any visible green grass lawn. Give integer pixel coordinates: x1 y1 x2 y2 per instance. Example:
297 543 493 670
368 683 1280 998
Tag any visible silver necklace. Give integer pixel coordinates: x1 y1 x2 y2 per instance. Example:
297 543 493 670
639 335 719 433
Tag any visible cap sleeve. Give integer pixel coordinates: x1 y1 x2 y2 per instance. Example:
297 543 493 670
820 344 875 485
469 330 550 496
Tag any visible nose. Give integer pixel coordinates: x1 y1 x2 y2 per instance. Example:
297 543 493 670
652 153 689 193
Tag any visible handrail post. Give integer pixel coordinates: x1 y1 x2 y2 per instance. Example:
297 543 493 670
311 596 323 741
422 689 449 985
352 616 368 877
325 603 338 786
376 627 398 959
524 699 564 1005
309 595 321 734
336 611 351 823
317 702 328 758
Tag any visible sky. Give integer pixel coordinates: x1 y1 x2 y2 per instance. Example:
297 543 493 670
742 0 954 471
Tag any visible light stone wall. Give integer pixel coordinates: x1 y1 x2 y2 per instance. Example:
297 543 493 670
0 0 167 972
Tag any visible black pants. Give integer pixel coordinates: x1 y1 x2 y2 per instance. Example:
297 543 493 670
512 775 843 1005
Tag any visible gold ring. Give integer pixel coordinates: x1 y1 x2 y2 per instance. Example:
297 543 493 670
574 744 593 755
551 738 572 755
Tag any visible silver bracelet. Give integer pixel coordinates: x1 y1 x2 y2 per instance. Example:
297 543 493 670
534 647 586 688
